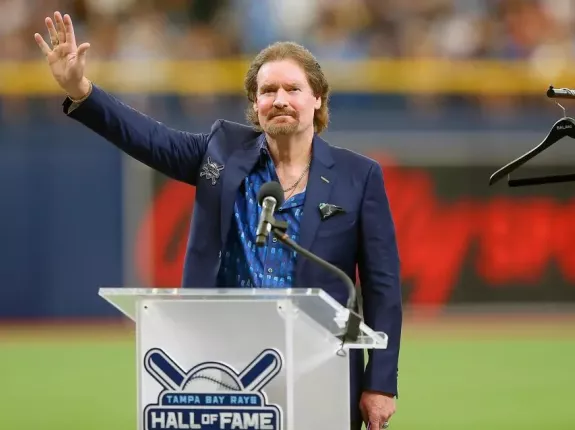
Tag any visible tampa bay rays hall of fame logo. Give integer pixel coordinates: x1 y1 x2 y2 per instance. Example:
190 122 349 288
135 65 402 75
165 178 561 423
143 348 283 430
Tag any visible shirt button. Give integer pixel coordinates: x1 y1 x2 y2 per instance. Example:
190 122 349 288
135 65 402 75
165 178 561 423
272 238 277 243
267 268 273 273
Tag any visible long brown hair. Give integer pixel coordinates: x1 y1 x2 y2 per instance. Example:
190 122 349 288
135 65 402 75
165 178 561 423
244 41 330 134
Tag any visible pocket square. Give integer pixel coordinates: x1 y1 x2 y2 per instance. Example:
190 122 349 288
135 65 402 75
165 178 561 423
318 202 345 220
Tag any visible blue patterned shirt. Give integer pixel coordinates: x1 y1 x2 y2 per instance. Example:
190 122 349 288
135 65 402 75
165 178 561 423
216 146 305 288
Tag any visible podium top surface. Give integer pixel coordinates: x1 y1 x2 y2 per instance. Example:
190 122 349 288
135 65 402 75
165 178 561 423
100 287 331 299
99 287 388 350
100 287 342 319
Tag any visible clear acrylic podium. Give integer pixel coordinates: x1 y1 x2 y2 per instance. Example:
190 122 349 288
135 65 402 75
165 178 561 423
99 287 388 430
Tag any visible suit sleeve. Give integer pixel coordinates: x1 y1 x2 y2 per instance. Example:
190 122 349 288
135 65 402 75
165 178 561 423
63 84 213 185
357 161 402 397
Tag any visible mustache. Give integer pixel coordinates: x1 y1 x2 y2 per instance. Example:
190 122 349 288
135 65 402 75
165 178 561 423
268 108 298 119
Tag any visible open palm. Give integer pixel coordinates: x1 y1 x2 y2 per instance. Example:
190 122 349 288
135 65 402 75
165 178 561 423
34 12 90 95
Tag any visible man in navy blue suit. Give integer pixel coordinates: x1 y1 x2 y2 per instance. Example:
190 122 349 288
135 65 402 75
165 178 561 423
35 11 402 430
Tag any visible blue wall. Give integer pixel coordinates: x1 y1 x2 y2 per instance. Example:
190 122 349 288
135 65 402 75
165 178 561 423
0 120 123 318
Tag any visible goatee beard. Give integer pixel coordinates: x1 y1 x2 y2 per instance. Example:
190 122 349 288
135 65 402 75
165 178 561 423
265 122 299 136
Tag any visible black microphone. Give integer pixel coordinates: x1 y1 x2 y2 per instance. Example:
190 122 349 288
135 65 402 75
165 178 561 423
256 182 285 247
255 181 362 344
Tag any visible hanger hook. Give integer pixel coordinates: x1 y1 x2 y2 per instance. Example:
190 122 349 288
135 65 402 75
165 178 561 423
556 101 567 117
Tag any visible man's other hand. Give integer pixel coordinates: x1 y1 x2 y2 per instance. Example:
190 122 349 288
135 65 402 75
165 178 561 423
360 390 396 429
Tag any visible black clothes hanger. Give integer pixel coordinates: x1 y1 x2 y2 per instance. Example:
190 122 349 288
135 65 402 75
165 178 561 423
489 86 575 187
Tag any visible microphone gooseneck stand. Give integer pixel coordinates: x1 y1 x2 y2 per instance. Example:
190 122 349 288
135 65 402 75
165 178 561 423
266 216 362 346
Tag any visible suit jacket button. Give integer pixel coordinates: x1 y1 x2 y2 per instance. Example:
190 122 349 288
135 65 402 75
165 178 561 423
218 251 222 258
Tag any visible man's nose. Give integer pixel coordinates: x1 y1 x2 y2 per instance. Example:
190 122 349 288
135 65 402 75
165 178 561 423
273 89 289 108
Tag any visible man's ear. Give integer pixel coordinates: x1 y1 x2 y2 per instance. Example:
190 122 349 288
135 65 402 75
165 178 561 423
314 96 321 110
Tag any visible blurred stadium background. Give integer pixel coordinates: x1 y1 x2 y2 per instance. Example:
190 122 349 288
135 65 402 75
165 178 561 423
2 0 575 429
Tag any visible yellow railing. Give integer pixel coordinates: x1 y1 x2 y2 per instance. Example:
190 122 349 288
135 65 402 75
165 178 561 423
1 59 575 95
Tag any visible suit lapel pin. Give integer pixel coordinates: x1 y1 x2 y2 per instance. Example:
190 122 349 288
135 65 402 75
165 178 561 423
319 202 345 220
200 156 224 185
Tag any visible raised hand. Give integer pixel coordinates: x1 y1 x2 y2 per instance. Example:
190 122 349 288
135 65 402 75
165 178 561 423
34 11 92 99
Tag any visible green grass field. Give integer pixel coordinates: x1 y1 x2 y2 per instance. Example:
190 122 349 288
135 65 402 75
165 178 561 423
2 314 574 430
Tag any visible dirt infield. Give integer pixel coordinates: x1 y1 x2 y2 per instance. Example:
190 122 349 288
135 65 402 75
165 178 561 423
400 304 575 337
403 316 575 339
0 318 135 341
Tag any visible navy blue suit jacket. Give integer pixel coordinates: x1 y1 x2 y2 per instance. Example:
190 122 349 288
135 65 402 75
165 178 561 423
64 85 402 426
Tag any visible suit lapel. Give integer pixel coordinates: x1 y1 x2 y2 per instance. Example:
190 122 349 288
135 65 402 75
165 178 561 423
220 136 262 246
295 135 335 282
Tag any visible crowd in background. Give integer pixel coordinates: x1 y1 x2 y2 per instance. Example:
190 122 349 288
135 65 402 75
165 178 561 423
1 0 574 121
2 0 573 61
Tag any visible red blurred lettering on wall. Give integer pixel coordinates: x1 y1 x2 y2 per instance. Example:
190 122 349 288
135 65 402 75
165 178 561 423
135 180 196 287
134 155 575 305
475 198 556 285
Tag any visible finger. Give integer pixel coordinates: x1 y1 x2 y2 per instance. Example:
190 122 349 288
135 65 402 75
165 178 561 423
34 33 52 56
383 409 394 421
54 11 66 44
370 420 381 430
360 406 368 425
63 14 76 46
45 17 59 46
77 42 90 59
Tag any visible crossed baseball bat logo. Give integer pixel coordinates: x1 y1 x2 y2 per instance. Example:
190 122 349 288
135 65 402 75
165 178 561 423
144 348 283 393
